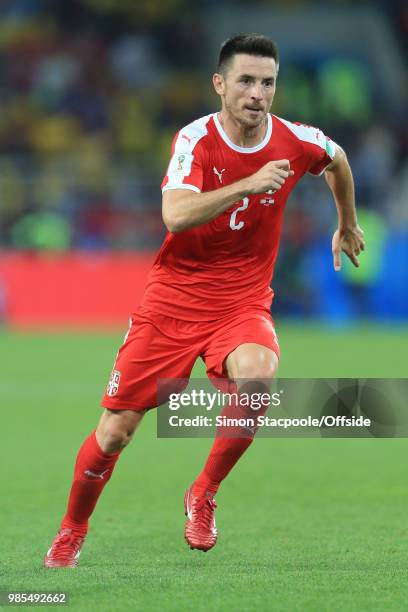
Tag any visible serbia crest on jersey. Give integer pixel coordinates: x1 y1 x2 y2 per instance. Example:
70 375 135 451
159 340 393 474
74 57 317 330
141 113 336 321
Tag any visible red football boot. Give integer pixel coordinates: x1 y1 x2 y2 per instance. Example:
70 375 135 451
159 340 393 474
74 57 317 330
43 528 86 568
184 486 218 552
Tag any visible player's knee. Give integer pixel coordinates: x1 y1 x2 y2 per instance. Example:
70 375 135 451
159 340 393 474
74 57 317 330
97 410 144 453
99 427 131 453
234 353 277 380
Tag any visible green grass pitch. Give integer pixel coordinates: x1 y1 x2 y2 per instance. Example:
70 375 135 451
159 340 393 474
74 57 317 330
1 323 407 611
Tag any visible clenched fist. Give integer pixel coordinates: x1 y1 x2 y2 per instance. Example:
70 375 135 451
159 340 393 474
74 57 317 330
246 159 295 195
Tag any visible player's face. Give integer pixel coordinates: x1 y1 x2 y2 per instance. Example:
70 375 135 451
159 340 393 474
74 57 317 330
214 54 278 129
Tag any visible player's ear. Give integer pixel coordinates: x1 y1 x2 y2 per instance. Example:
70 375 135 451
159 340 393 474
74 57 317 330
213 73 225 96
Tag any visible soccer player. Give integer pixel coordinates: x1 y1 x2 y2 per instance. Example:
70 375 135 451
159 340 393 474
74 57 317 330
44 33 365 567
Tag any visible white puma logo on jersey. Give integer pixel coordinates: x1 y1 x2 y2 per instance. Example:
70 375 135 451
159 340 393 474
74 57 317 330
213 167 226 184
84 469 109 480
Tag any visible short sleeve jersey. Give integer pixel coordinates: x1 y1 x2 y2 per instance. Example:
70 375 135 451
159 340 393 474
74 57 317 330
141 113 336 321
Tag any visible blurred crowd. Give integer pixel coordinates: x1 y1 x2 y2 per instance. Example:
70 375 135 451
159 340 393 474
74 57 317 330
0 0 407 318
0 0 211 250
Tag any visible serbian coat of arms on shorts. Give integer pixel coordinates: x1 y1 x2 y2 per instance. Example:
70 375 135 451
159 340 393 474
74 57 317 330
107 369 121 397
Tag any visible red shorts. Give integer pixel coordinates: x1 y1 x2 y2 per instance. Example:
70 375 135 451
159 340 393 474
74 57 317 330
101 305 280 412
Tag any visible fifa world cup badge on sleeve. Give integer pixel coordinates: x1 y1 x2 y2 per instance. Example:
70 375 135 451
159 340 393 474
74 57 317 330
107 369 121 397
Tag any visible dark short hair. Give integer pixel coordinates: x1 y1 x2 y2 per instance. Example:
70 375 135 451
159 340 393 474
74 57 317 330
217 33 279 74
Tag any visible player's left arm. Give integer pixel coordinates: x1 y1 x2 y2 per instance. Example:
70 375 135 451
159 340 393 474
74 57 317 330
324 146 365 271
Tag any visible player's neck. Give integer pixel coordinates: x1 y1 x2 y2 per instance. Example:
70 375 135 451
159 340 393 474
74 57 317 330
217 111 268 148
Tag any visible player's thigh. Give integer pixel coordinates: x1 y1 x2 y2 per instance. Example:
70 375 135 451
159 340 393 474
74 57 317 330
101 309 200 412
203 308 280 382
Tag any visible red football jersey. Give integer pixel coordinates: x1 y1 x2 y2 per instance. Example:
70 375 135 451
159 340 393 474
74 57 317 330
141 113 336 320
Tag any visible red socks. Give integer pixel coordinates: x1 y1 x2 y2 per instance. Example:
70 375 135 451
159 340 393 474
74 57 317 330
61 391 266 529
193 393 261 498
193 437 253 497
61 431 121 535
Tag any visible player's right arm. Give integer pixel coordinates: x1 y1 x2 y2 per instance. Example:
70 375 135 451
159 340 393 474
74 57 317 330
162 160 293 233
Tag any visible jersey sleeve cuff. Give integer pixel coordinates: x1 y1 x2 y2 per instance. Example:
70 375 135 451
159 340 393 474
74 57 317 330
308 141 338 176
162 184 201 193
308 161 332 177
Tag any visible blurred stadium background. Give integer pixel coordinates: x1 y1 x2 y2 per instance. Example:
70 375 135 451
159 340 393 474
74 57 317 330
0 0 407 328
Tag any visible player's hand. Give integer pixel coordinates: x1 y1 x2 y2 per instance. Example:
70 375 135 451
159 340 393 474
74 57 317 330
332 225 365 271
246 159 295 195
